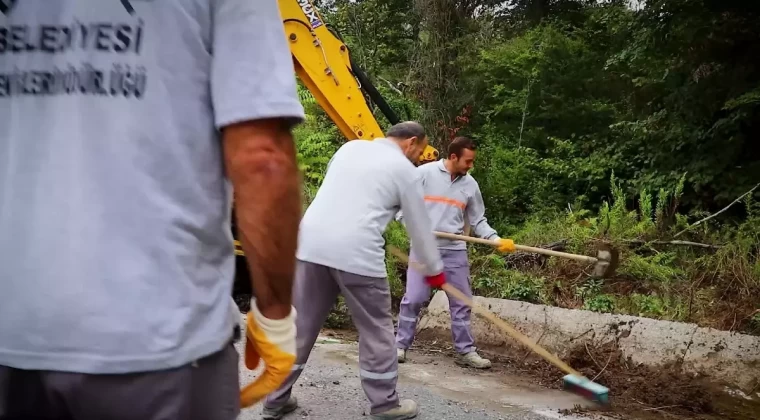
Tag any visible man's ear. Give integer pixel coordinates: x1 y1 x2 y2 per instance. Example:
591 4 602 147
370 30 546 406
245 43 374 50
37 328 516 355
408 136 419 145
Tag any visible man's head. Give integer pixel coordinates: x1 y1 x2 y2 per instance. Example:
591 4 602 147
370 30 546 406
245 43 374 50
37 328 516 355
386 121 429 164
447 136 477 176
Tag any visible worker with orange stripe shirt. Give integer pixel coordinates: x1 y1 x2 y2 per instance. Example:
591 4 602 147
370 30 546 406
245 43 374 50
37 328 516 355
394 136 515 369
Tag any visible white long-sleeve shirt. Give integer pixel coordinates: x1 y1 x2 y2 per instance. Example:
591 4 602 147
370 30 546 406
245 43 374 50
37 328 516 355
297 138 444 278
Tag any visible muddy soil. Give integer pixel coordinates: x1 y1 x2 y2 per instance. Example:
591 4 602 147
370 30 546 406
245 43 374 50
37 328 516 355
411 329 760 420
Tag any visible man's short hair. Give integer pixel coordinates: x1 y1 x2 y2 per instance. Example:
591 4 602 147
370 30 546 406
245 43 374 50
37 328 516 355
386 121 426 140
448 136 476 158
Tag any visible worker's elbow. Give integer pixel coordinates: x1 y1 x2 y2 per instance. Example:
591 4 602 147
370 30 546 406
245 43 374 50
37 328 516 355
222 120 298 182
227 158 297 203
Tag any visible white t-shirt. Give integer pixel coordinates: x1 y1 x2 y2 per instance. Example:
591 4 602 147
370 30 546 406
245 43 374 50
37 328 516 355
0 0 305 374
297 138 444 278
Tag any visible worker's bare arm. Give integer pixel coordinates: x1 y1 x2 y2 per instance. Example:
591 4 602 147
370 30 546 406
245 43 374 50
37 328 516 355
223 118 301 320
211 0 305 319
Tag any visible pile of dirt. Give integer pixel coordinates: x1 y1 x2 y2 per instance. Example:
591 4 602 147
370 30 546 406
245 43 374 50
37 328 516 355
412 329 760 420
559 341 715 417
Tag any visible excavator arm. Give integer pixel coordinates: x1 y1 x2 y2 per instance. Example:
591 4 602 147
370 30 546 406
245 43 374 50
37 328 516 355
279 0 439 162
232 0 439 266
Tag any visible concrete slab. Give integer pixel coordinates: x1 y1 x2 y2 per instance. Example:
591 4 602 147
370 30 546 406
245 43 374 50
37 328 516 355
421 291 760 390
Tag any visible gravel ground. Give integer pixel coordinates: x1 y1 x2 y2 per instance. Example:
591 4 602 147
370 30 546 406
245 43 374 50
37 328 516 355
235 319 595 420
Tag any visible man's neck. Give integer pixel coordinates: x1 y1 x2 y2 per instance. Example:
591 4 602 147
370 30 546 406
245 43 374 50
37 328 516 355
443 159 458 181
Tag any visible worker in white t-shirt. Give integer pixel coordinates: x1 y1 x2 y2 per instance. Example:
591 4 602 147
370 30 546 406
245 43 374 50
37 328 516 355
0 1 304 418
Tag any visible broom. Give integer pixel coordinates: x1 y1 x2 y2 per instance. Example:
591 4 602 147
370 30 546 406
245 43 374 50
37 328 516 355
387 246 610 405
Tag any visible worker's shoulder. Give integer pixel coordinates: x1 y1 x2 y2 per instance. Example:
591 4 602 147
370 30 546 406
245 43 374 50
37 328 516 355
372 148 418 182
365 140 413 167
333 140 410 171
331 139 372 160
338 139 372 152
460 173 482 189
416 160 441 174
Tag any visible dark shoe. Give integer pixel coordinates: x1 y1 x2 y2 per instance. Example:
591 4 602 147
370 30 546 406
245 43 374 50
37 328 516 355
261 396 298 419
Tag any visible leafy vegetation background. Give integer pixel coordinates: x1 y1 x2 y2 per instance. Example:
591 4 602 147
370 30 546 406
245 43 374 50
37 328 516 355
297 0 760 334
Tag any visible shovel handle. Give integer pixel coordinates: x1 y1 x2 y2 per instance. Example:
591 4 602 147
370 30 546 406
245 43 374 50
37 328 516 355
434 231 598 265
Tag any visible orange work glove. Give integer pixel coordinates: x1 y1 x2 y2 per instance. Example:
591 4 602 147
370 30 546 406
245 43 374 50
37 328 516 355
239 298 297 408
496 238 516 253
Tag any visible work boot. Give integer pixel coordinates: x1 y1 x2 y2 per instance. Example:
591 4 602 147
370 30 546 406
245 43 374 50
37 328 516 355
455 350 492 369
370 399 419 420
397 348 407 363
261 396 298 420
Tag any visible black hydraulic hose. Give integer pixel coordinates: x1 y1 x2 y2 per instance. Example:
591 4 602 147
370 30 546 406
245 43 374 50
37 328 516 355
348 55 400 125
325 25 401 125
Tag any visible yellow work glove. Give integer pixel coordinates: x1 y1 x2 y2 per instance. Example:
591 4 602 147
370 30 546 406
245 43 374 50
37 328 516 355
496 238 516 253
239 298 297 408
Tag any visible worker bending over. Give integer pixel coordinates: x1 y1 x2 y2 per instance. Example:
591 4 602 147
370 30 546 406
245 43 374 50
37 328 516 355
395 136 514 369
262 122 446 420
0 1 303 418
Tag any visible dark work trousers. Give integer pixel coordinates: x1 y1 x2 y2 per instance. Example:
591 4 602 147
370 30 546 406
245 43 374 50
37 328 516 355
264 260 400 415
0 341 240 420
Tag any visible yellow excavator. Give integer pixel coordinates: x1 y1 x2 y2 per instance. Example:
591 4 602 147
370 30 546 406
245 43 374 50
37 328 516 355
232 0 440 295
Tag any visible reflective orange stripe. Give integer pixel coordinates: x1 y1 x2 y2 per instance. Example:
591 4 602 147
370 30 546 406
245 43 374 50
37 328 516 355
424 195 465 209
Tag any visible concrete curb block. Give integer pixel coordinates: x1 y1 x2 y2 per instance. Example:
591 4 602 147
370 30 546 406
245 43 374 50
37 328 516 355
419 291 760 390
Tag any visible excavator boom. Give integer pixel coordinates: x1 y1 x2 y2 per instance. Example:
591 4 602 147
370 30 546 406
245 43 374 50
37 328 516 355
279 0 439 162
232 0 440 268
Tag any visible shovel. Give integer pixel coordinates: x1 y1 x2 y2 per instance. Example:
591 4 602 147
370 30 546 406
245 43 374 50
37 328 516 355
433 231 619 278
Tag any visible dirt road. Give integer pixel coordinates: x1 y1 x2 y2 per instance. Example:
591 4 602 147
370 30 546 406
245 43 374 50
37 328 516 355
236 330 597 420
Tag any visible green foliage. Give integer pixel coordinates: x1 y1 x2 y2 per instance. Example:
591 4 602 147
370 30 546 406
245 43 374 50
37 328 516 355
575 278 603 300
298 0 760 335
384 221 410 303
583 294 616 313
629 294 665 318
620 253 685 285
325 296 352 329
293 85 341 202
473 268 545 304
750 312 760 335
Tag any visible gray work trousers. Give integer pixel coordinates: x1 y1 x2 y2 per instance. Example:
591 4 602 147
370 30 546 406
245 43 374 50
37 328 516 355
264 260 400 414
0 342 240 420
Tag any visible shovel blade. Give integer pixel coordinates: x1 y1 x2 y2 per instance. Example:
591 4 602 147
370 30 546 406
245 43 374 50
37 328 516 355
593 244 620 278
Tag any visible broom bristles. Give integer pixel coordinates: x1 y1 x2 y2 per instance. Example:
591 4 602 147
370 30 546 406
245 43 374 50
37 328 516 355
562 374 610 405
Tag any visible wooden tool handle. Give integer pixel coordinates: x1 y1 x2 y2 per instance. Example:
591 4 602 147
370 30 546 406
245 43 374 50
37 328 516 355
434 231 598 264
440 283 581 377
387 246 582 378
